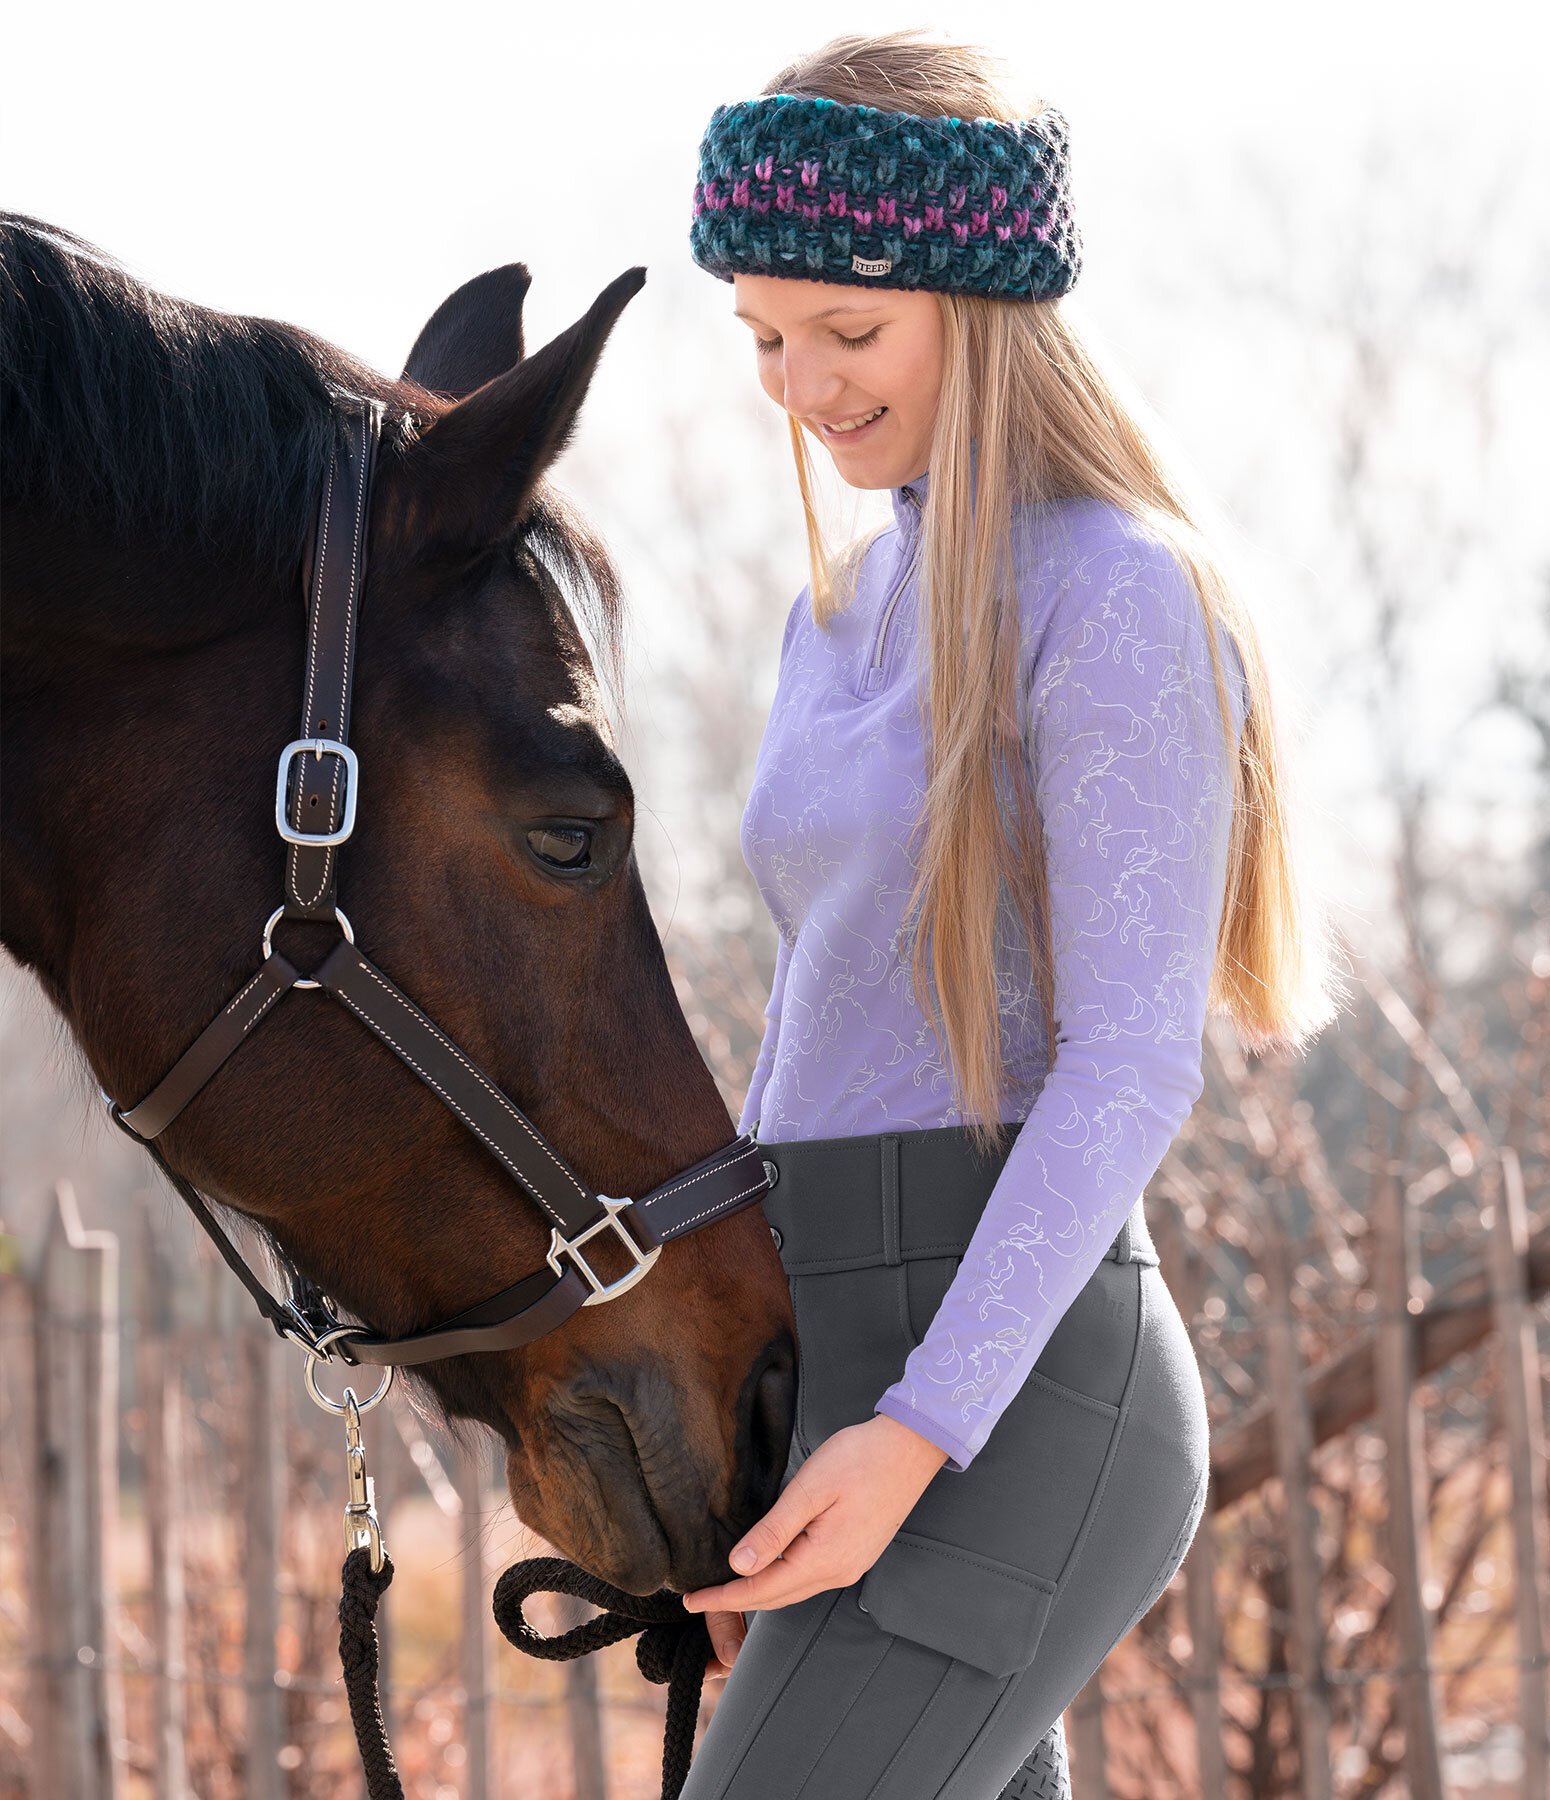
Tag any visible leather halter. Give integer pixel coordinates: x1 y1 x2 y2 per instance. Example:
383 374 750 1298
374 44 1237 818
106 398 771 1368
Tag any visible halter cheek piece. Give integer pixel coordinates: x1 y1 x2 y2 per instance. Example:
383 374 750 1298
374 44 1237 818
104 398 771 1376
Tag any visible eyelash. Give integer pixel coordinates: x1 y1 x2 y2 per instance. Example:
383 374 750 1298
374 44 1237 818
753 326 883 356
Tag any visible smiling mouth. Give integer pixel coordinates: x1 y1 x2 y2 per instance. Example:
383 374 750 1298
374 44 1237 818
819 405 887 438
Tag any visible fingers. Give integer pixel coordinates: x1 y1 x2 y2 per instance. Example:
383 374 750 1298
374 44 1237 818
695 1566 827 1614
683 1471 825 1616
685 1532 833 1615
726 1471 820 1577
705 1608 746 1671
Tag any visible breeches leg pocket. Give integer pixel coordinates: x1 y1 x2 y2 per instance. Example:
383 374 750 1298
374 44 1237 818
860 1374 1122 1678
858 1531 1057 1678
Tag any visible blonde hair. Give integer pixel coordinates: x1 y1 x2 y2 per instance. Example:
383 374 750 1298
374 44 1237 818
768 31 1336 1132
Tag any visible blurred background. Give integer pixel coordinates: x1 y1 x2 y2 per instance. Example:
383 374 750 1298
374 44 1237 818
2 2 1547 1796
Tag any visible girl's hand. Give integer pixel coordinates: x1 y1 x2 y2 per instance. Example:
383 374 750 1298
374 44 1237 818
700 1609 745 1692
683 1414 948 1647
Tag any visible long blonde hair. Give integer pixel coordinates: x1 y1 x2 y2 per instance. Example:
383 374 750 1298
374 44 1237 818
767 31 1336 1131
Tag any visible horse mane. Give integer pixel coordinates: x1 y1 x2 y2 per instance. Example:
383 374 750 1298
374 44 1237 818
0 213 622 662
0 213 416 576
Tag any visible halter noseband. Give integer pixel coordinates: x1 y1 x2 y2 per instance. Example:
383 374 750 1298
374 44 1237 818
104 398 771 1374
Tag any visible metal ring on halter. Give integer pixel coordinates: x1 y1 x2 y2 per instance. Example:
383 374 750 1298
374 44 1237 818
304 1327 393 1414
262 904 355 991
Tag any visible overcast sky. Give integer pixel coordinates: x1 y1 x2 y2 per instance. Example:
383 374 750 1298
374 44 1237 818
7 1 1536 359
7 0 1547 950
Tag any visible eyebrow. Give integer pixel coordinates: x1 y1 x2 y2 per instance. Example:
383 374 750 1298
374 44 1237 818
732 303 886 326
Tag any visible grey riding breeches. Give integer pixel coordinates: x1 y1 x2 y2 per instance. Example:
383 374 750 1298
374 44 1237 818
681 1126 1211 1800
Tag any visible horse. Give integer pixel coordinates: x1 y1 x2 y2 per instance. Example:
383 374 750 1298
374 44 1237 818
0 214 797 1597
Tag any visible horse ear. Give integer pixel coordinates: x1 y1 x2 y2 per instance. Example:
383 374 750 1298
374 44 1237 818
403 263 533 397
393 267 645 556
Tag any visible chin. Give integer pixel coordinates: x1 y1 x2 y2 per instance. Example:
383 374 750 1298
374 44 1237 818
825 452 911 491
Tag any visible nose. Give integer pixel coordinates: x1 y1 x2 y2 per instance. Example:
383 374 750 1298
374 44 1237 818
778 348 842 422
733 1334 797 1528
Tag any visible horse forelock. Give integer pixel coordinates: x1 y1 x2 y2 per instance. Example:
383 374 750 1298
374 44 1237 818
521 484 628 696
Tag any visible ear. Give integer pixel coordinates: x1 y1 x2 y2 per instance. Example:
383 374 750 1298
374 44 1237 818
392 267 645 556
403 263 533 397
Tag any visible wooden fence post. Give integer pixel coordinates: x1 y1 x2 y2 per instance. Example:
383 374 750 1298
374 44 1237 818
555 1591 609 1800
1068 1669 1108 1799
457 1437 495 1800
243 1326 284 1800
1372 1158 1445 1798
137 1198 188 1800
1153 1199 1227 1800
0 1262 37 1791
29 1181 124 1800
1485 1148 1550 1795
1261 1201 1334 1800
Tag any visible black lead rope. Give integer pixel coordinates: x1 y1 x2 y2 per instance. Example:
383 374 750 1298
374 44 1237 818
494 1558 711 1800
336 1551 710 1800
339 1549 404 1800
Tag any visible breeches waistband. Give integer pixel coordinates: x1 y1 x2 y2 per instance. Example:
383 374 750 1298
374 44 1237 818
756 1122 1159 1273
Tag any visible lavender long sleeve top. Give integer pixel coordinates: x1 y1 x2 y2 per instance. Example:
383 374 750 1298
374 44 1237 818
737 475 1249 1470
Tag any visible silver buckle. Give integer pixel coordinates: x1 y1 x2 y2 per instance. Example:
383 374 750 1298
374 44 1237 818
546 1197 661 1305
275 737 359 848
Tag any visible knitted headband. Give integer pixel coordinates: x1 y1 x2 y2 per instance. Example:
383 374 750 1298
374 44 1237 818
690 93 1082 301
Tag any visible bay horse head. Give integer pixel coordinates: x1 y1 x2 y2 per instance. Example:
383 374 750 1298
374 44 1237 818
0 216 796 1594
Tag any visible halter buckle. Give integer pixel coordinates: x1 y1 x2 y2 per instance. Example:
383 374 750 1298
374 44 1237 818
275 737 360 848
546 1197 661 1305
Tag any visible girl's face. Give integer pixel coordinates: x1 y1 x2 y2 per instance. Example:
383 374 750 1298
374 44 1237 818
732 274 944 491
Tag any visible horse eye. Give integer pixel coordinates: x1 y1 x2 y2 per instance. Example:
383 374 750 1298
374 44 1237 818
527 826 592 870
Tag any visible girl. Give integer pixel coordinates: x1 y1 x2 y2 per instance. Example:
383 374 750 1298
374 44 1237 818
679 31 1332 1799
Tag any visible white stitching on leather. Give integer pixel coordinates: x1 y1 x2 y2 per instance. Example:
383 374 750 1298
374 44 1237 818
288 453 337 904
346 958 590 1199
290 847 335 910
331 984 569 1230
650 1179 767 1237
222 968 268 1018
641 1147 760 1207
289 814 337 911
308 413 368 883
289 764 341 910
239 982 288 1036
295 408 370 907
292 413 369 910
300 454 334 747
128 964 291 1133
336 409 365 748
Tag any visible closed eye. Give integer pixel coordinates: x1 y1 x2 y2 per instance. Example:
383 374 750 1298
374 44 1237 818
753 326 882 355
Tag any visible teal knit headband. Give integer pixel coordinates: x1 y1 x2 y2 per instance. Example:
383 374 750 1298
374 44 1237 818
690 93 1082 301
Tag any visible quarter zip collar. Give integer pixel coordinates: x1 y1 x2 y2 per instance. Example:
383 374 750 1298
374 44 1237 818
890 468 929 537
867 467 932 696
888 436 978 538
